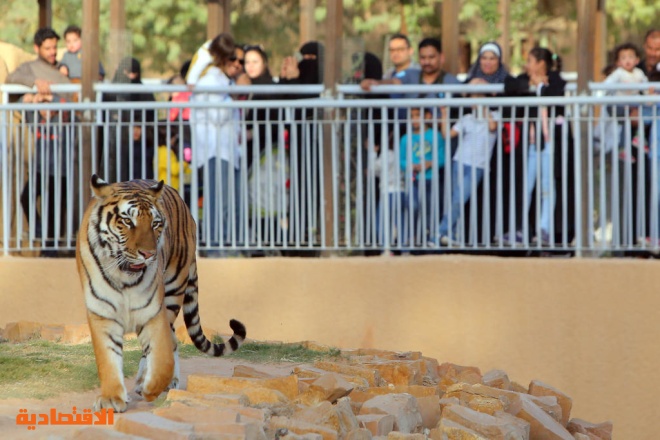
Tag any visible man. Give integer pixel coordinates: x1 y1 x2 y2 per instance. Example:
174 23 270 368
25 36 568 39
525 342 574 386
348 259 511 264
362 37 460 94
383 33 419 79
361 37 461 117
638 29 660 77
8 28 73 257
6 27 70 97
361 38 460 240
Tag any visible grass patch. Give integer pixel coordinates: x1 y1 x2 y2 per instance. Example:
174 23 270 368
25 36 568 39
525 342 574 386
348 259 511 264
228 342 343 363
0 338 340 400
0 339 142 400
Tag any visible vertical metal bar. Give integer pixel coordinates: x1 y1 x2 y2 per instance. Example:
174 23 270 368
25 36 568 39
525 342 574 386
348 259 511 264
1 109 8 256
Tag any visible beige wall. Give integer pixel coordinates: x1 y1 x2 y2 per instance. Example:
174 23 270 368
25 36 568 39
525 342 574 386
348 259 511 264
0 255 657 438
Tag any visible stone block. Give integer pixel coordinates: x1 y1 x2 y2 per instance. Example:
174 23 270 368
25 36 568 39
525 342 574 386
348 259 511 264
269 416 339 440
236 407 269 423
73 427 147 439
346 428 373 440
187 374 299 400
233 365 277 379
38 323 91 344
359 393 423 434
529 380 573 426
437 418 488 439
387 433 426 440
2 321 42 342
466 395 505 416
114 412 195 440
294 399 359 437
363 360 424 386
314 361 383 387
279 431 324 440
446 383 562 422
439 397 460 414
510 382 528 394
482 369 511 390
242 387 289 405
194 421 268 440
349 386 436 408
165 389 249 407
153 402 240 424
357 414 395 436
307 373 354 403
437 363 483 391
566 418 613 440
297 340 337 353
493 411 531 438
421 357 441 385
514 396 573 440
442 403 530 439
294 366 371 389
416 395 441 429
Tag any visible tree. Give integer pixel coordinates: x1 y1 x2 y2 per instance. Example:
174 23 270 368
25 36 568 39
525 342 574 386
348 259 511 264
1 0 659 78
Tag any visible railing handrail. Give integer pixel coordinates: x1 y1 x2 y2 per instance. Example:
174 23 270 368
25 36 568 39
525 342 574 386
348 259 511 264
1 93 658 113
4 81 659 98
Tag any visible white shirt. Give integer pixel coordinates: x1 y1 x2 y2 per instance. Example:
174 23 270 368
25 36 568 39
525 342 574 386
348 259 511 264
190 67 241 169
604 67 648 96
373 149 403 193
186 40 213 85
451 110 500 169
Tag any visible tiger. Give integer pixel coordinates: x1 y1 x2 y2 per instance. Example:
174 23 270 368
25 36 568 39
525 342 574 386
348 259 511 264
76 175 246 412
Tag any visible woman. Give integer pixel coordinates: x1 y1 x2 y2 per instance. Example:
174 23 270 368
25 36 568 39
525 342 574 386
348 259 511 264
190 33 243 251
243 45 288 245
459 42 516 246
103 57 156 182
502 47 575 246
465 41 511 84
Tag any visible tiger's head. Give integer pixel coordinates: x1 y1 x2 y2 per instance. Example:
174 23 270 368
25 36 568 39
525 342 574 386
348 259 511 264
90 175 166 273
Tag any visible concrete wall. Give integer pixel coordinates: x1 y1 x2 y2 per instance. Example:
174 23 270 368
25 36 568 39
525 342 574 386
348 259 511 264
0 255 657 438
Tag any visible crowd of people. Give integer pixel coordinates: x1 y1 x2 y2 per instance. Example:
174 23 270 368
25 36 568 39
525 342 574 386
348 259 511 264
4 24 660 255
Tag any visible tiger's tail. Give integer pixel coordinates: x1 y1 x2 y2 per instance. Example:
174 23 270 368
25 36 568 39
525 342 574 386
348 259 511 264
182 289 246 357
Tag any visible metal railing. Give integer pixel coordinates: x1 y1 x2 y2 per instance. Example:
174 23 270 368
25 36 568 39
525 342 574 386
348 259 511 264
1 82 659 256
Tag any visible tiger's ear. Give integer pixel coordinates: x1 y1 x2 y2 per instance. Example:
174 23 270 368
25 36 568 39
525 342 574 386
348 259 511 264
90 174 113 199
148 180 165 199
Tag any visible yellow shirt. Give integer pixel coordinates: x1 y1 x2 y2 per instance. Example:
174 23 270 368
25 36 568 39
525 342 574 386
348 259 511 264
156 146 191 191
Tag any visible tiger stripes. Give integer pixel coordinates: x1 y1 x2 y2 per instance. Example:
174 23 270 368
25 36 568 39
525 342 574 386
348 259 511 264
76 175 246 412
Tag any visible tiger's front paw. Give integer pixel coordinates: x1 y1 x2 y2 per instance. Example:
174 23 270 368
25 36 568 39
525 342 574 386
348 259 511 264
93 395 128 413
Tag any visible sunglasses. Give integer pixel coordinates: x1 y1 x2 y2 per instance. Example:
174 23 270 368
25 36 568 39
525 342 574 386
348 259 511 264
229 55 245 66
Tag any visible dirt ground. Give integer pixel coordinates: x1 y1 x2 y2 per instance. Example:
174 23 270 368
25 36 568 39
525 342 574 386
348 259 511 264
0 356 301 439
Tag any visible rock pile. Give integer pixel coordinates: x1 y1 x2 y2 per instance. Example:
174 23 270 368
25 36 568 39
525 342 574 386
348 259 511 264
1 322 612 439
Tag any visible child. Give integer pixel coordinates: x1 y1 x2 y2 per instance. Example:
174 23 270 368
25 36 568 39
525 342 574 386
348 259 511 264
373 132 404 246
400 107 446 244
155 128 191 193
59 25 105 82
603 42 648 161
437 78 499 245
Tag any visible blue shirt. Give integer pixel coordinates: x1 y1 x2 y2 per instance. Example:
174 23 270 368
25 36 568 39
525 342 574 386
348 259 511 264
394 69 461 119
400 128 446 181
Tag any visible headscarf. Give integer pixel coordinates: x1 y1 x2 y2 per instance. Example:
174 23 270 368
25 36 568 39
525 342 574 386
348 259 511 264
297 41 324 84
351 52 383 82
465 42 510 84
112 57 142 84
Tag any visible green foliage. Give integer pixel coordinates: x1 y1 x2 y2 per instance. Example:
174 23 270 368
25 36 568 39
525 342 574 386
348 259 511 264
1 0 658 77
